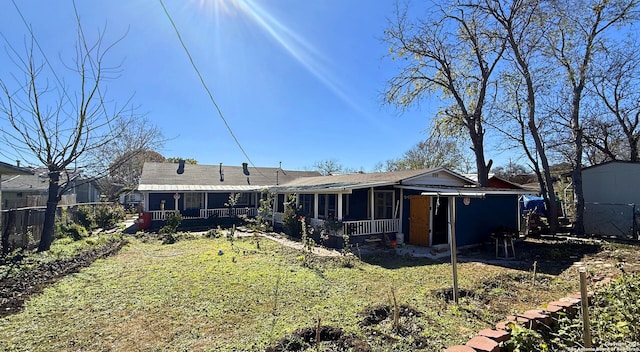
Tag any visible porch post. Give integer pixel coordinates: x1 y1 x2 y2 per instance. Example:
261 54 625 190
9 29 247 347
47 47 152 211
313 193 319 219
272 191 277 227
143 192 149 212
254 192 259 215
337 193 343 220
370 187 375 231
398 188 404 234
204 192 208 210
448 196 459 304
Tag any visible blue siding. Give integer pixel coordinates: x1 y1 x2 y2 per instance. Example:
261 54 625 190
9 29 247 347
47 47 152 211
454 195 518 246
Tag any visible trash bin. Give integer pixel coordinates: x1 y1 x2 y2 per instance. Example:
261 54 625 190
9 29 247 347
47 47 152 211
137 212 152 230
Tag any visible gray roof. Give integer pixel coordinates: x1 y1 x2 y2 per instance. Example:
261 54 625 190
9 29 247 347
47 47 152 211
0 161 34 176
0 168 80 192
137 162 321 192
275 168 472 192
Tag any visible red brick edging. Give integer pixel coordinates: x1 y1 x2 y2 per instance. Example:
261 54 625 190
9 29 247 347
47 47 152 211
444 277 612 352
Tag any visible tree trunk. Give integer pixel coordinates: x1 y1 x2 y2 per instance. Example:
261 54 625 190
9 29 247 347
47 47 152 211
469 117 489 187
37 171 60 252
528 121 559 234
629 137 638 163
572 124 586 236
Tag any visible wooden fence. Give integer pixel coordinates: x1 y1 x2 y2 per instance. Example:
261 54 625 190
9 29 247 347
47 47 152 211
1 202 105 253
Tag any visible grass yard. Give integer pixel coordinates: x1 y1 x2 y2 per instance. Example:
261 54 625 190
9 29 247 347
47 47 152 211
0 235 585 351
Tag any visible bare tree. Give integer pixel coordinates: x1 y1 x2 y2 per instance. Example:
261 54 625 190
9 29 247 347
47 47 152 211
477 0 562 232
0 8 153 251
383 132 471 172
543 0 639 235
313 159 347 175
588 42 640 162
384 1 506 186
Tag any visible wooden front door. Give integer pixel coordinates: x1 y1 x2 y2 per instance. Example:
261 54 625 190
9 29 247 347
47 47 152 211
409 196 431 246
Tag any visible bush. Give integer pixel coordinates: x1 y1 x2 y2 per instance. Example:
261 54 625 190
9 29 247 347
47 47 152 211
56 222 88 241
94 204 125 230
76 205 95 230
159 212 182 235
282 195 303 237
548 273 640 349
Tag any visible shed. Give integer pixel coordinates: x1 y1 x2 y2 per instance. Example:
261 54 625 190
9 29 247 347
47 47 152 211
581 161 640 239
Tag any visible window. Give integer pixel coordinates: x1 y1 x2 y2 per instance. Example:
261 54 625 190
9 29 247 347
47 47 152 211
184 193 202 210
318 194 337 219
374 191 394 219
237 192 252 206
300 194 314 217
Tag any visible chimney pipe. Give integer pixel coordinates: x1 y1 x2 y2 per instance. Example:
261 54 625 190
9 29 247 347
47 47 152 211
177 159 185 174
242 162 249 175
219 162 224 182
16 160 20 167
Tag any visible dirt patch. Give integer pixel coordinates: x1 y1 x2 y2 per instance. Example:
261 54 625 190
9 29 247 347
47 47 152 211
0 239 127 318
265 325 371 352
360 303 423 327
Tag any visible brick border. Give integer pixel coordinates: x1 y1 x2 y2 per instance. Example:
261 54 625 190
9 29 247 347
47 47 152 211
444 276 611 352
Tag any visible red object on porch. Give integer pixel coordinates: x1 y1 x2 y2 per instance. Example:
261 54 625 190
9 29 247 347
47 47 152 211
137 212 152 230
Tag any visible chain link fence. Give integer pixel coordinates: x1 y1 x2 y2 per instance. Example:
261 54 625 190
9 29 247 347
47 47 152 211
583 202 639 240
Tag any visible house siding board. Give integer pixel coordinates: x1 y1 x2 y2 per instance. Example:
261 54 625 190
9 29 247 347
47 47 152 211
404 171 469 187
455 195 518 246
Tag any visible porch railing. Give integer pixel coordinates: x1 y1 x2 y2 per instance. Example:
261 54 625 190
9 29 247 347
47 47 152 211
271 213 400 237
343 219 400 236
149 210 180 221
149 208 256 221
200 208 257 218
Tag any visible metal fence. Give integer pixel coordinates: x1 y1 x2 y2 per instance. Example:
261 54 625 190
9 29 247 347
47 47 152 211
583 202 639 240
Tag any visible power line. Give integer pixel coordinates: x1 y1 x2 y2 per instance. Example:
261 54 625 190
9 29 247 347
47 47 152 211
158 0 266 178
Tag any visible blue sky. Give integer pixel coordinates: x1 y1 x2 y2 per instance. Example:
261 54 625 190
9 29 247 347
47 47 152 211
0 1 507 172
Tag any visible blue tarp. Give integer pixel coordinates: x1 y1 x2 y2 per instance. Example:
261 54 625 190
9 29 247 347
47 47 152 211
520 195 547 215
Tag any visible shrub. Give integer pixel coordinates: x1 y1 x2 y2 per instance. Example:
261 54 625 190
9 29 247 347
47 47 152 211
94 204 125 230
282 195 303 237
257 188 274 231
548 273 640 349
55 222 88 241
76 205 95 230
159 211 182 235
204 226 224 238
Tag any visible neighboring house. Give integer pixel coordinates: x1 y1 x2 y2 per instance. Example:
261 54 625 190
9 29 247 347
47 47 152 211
579 161 640 239
275 168 531 247
463 173 531 190
137 162 321 220
0 167 101 208
1 160 34 220
119 189 144 210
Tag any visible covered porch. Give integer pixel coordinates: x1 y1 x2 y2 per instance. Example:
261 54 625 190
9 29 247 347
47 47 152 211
141 190 261 220
271 185 404 239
